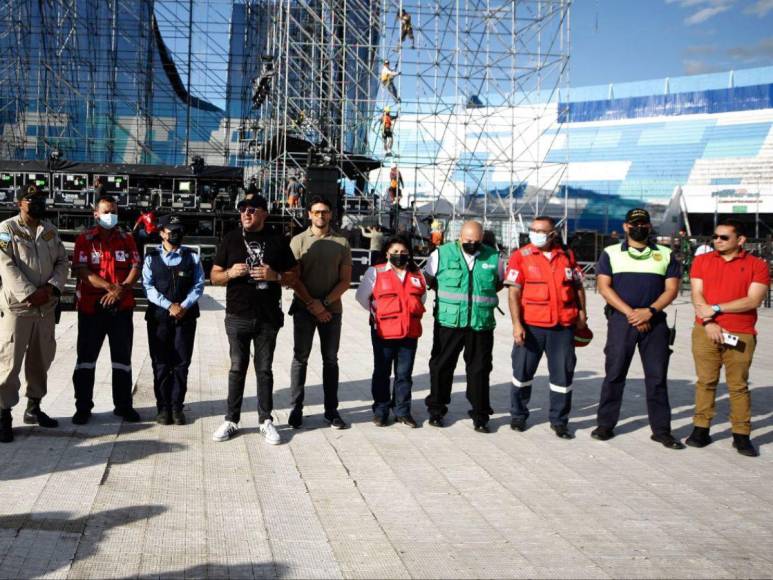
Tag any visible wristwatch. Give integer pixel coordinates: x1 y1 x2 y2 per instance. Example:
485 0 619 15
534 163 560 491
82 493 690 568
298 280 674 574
648 306 658 316
322 298 331 307
711 304 722 315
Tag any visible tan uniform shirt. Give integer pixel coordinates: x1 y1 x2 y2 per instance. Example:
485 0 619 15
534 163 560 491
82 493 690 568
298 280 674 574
290 227 352 314
0 215 68 317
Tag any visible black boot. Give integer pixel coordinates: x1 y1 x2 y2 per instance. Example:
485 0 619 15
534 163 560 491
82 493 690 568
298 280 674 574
24 398 59 428
685 426 712 448
0 409 13 443
732 433 759 457
155 408 172 425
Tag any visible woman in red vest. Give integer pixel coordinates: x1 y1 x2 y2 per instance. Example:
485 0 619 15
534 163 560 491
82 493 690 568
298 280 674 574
355 236 427 427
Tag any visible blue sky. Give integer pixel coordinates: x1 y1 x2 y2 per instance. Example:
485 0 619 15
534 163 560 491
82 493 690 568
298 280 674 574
571 0 773 87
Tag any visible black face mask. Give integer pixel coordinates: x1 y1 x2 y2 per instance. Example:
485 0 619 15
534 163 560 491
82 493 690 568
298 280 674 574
628 225 650 243
462 241 481 255
167 230 184 246
27 199 47 219
388 253 409 267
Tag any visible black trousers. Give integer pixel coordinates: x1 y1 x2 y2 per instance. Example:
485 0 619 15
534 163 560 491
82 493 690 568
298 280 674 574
289 309 342 417
426 324 494 424
147 316 196 412
597 311 673 436
73 310 134 413
225 315 279 424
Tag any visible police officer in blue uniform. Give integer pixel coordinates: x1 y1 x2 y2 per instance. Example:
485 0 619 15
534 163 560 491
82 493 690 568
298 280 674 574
142 215 204 425
592 208 685 449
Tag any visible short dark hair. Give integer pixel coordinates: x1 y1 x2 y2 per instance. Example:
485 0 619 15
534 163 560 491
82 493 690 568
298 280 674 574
533 215 556 228
307 195 331 210
717 218 746 237
95 195 117 209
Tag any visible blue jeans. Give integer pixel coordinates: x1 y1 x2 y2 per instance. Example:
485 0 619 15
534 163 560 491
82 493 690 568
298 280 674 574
370 328 418 418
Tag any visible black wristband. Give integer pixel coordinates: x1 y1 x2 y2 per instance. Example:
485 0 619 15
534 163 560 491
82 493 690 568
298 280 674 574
648 306 658 316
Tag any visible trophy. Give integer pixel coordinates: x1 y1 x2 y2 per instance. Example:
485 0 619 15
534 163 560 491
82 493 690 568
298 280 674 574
245 244 268 289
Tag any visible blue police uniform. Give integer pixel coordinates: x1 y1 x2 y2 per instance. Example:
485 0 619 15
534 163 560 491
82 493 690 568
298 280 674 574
142 246 204 414
595 241 680 436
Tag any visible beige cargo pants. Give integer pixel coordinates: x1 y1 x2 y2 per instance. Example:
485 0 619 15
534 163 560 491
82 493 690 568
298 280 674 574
0 309 56 409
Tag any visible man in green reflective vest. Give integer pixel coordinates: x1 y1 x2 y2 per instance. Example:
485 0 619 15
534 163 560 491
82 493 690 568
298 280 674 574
423 221 504 432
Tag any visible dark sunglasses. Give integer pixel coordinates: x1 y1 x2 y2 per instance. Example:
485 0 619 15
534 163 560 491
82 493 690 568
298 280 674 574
239 207 260 215
712 234 732 241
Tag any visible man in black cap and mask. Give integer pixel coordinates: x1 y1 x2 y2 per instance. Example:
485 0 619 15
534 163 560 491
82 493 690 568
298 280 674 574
0 185 68 442
592 208 684 449
142 215 204 425
210 195 298 445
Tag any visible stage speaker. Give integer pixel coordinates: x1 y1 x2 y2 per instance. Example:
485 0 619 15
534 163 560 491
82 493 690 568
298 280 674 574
305 167 340 220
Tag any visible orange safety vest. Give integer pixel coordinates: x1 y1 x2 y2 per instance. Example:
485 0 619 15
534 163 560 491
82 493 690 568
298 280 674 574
372 264 426 340
518 244 580 328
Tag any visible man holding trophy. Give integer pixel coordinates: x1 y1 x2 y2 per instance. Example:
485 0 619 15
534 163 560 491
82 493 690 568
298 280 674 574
209 195 298 445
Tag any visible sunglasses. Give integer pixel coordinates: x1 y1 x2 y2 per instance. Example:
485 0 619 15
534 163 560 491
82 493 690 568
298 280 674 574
712 234 732 241
310 210 330 216
239 207 262 215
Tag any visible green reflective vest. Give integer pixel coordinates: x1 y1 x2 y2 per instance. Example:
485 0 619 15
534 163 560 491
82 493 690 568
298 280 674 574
435 242 499 330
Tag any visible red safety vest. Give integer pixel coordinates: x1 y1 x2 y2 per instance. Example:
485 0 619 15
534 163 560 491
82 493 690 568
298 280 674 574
372 264 426 340
518 244 580 328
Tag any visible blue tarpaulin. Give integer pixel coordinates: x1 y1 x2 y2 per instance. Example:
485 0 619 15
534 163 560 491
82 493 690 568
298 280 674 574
560 83 773 123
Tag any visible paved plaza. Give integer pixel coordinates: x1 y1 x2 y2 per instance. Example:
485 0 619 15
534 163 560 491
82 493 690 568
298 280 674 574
1 286 773 579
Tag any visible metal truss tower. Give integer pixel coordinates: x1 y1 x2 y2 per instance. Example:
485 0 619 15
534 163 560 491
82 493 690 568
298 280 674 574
0 0 234 165
239 0 571 240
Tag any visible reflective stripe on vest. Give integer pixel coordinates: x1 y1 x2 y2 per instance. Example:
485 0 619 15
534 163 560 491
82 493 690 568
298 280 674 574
435 242 499 331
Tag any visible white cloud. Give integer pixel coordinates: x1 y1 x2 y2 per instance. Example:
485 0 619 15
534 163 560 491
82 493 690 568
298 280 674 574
682 59 725 75
727 36 773 62
744 0 773 16
665 0 736 25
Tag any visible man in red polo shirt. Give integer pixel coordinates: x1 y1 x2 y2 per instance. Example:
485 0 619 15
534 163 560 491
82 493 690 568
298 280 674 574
687 218 770 457
71 195 142 425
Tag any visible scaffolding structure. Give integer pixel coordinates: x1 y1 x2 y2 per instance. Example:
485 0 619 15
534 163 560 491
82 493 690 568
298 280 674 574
1 0 571 241
238 0 571 242
0 0 234 165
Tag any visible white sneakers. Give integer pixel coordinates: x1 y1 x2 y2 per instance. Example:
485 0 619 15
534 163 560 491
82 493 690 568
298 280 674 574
259 420 281 445
212 421 239 442
211 419 281 445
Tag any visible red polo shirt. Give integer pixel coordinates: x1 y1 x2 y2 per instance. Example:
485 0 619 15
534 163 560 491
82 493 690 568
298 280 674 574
690 250 770 335
73 226 140 314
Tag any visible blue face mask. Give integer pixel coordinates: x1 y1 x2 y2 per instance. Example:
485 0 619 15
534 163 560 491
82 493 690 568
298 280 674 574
97 212 118 230
529 231 549 248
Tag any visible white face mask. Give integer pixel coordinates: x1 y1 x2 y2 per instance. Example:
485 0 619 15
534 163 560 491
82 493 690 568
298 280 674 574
97 212 118 230
529 231 549 248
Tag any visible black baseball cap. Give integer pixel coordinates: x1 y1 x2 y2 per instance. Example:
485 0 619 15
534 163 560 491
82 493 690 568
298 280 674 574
17 184 45 201
158 215 184 230
625 208 651 224
237 194 268 211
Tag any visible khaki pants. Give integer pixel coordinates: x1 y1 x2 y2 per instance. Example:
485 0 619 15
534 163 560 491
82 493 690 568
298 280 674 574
691 324 756 435
0 309 56 409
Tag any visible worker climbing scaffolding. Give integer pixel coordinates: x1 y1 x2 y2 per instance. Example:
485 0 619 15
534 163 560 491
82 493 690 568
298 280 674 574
380 59 401 103
382 106 398 156
399 9 415 48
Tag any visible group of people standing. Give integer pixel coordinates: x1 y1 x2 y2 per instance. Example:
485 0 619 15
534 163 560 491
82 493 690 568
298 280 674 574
0 187 768 458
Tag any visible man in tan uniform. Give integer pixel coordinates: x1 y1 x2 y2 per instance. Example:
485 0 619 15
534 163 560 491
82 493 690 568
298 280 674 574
0 185 68 442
